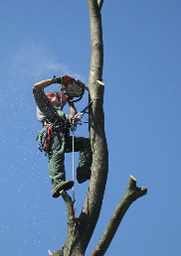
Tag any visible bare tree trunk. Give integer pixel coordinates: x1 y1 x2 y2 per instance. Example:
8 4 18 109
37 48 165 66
61 1 108 255
77 0 108 250
62 0 108 254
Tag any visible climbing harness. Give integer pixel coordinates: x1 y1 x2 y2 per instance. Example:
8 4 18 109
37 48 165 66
37 117 64 154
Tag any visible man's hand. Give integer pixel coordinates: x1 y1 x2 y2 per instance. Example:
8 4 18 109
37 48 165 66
52 76 63 84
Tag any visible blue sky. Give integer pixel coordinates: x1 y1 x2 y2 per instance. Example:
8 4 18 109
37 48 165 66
0 0 181 255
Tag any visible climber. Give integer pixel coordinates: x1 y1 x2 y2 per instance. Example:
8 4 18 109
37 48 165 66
33 75 92 198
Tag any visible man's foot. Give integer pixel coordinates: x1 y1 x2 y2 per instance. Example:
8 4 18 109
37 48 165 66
52 180 74 198
76 166 91 184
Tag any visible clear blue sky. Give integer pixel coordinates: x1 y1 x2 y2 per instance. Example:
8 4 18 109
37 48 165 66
0 0 181 255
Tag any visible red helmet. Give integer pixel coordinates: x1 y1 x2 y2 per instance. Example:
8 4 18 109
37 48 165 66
46 92 66 109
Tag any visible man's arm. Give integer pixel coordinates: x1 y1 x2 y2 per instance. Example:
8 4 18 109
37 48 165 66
33 79 54 92
68 101 77 118
33 78 62 120
33 77 63 93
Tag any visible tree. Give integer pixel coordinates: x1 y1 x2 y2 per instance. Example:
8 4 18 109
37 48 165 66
48 1 147 255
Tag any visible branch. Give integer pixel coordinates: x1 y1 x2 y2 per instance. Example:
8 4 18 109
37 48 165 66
90 176 147 256
61 191 76 221
60 191 77 255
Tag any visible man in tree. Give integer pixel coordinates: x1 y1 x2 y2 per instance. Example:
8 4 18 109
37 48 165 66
33 76 92 198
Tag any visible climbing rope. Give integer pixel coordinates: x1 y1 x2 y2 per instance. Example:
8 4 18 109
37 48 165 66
70 100 94 205
72 129 75 204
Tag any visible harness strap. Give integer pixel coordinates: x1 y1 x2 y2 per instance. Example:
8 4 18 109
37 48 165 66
38 128 47 152
43 126 53 153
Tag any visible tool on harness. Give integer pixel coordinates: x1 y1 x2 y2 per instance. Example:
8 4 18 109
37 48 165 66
53 75 88 103
38 126 54 154
69 100 93 131
43 126 53 152
38 128 47 152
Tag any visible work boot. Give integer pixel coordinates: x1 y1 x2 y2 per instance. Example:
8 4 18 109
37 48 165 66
76 166 91 184
52 180 74 198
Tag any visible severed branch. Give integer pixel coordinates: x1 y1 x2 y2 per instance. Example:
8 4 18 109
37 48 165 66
96 80 104 87
97 0 104 10
48 250 63 256
90 176 147 256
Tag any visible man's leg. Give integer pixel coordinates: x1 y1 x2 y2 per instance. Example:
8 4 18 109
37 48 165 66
65 136 92 183
48 134 73 197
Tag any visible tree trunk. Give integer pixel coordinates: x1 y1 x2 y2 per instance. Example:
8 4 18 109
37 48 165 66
78 0 108 250
60 1 108 255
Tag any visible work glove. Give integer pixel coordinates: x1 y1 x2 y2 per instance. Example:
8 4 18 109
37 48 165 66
52 76 63 84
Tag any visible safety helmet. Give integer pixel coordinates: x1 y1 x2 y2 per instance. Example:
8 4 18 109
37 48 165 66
46 92 66 109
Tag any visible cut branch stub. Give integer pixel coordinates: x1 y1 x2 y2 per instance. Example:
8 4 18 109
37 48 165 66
48 250 63 256
97 0 104 10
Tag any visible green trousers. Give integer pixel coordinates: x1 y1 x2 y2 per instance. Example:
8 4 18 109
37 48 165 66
48 132 92 188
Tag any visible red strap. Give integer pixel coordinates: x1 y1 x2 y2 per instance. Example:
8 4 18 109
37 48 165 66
44 126 53 153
